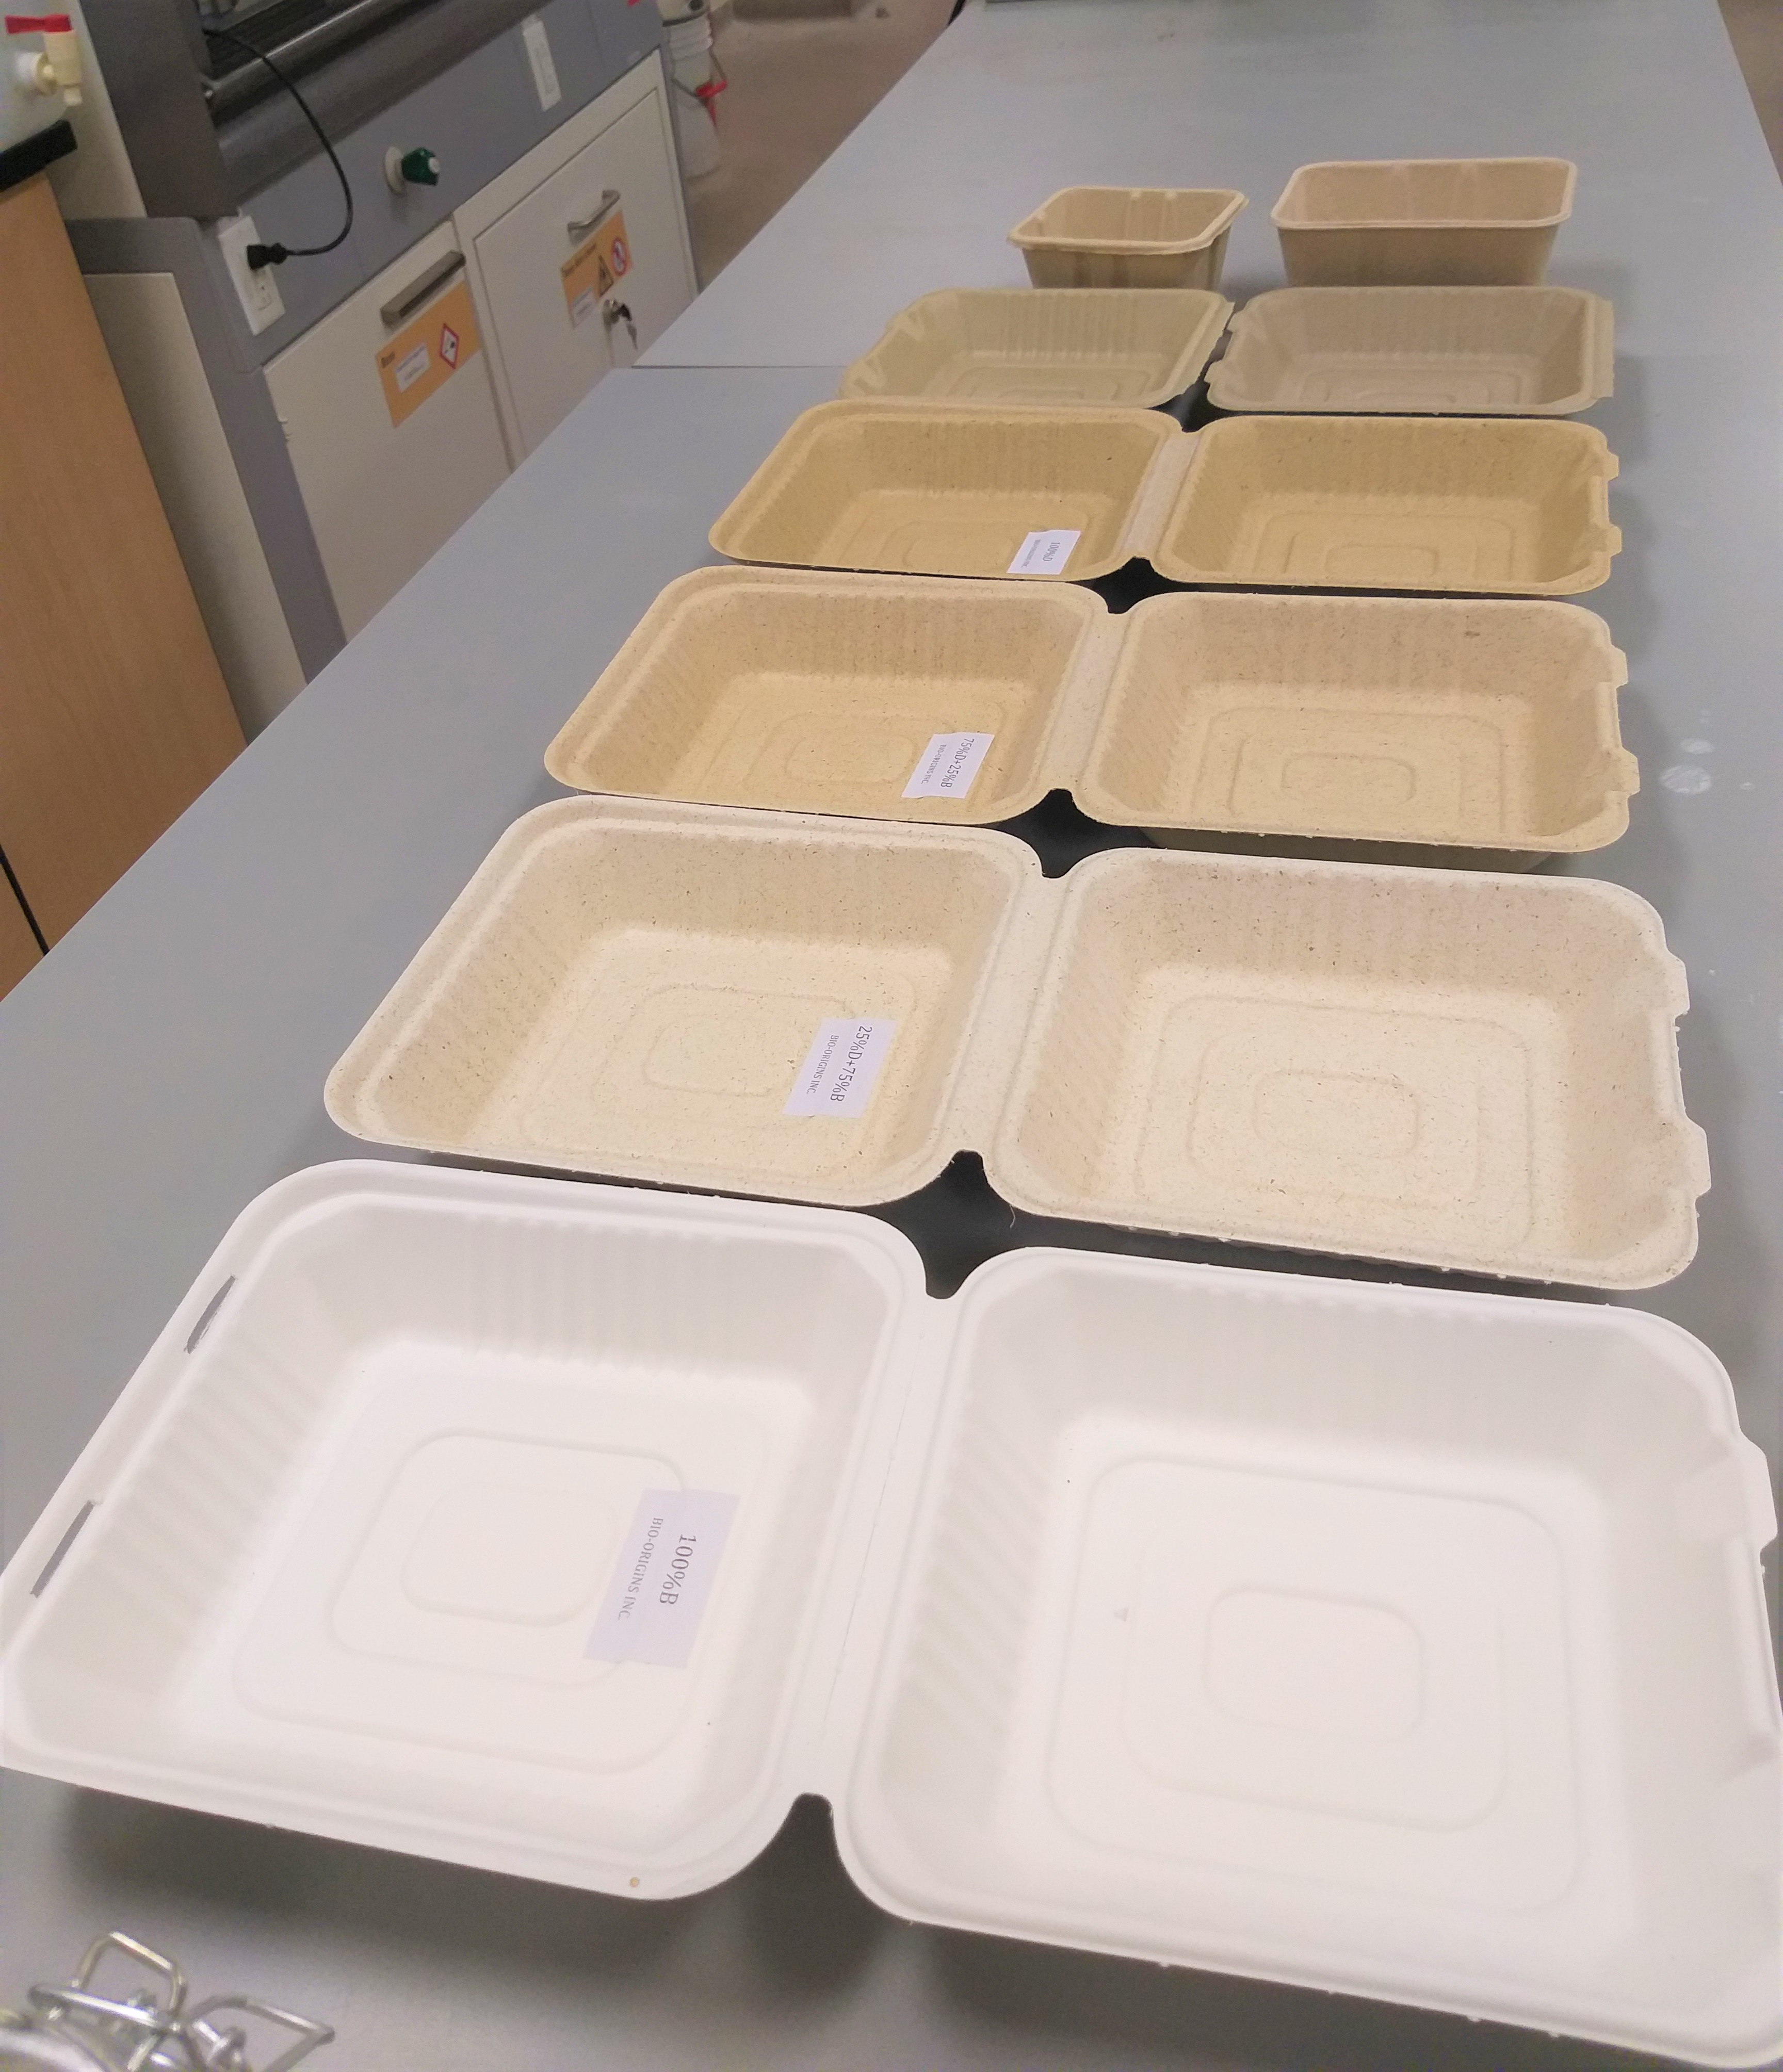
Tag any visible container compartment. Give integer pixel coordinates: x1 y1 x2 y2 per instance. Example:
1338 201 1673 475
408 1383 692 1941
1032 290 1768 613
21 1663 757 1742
846 1249 1782 2066
1084 592 1634 856
1008 186 1246 289
1206 286 1613 415
839 288 1233 408
1272 158 1577 286
1153 415 1619 595
709 400 1177 582
994 848 1704 1286
0 1166 912 1891
325 801 1032 1205
545 568 1104 825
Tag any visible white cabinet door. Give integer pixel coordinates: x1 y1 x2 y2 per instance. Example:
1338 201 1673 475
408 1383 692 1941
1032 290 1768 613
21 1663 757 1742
266 223 512 639
465 63 696 457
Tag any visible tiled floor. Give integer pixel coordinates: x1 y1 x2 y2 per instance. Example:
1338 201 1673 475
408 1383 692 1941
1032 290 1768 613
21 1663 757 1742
682 0 957 283
684 0 1782 293
1720 0 1783 173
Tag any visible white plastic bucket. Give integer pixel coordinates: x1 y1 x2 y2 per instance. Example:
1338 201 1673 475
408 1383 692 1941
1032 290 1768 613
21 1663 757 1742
661 3 721 178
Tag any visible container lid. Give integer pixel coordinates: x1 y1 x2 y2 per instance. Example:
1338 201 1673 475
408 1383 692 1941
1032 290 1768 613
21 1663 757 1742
838 287 1233 410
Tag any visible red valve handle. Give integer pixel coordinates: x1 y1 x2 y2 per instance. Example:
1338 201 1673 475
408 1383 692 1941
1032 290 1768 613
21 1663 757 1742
6 14 74 29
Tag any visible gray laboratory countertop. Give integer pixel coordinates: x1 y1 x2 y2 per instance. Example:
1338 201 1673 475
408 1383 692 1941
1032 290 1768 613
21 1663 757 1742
4 2 1782 2067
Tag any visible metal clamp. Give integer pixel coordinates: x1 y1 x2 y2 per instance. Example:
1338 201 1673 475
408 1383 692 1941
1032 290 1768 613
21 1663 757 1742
2 1935 332 2072
566 188 620 243
378 249 464 329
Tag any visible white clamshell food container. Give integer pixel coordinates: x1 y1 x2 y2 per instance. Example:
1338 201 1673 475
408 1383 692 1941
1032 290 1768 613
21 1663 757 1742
3 1162 1777 2067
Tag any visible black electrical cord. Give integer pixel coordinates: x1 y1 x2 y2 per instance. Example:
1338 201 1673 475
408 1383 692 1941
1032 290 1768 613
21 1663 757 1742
202 24 353 269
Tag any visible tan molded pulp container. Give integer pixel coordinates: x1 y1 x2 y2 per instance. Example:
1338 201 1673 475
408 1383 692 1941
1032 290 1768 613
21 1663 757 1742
1206 286 1614 415
839 288 1233 409
325 797 1706 1288
546 568 1636 865
1009 186 1246 289
710 401 1621 596
1156 413 1620 593
708 400 1182 583
1272 158 1578 286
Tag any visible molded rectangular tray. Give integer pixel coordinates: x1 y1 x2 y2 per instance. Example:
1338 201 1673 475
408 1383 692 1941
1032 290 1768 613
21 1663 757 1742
323 798 1705 1287
708 402 1621 595
1272 158 1577 285
4 1161 1776 2066
1206 286 1613 415
1154 413 1620 592
545 568 1636 864
838 288 1233 408
1008 185 1246 288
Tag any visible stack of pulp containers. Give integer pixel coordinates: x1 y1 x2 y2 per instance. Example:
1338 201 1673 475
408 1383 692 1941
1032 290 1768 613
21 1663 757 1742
4 160 1779 2072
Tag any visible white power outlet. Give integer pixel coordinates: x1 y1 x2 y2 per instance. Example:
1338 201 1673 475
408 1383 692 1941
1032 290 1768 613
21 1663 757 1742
217 215 286 335
521 16 561 110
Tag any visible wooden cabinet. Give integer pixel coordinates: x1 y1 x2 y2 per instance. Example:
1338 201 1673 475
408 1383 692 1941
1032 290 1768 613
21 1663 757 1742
461 56 696 458
265 222 513 641
0 874 41 997
0 172 242 993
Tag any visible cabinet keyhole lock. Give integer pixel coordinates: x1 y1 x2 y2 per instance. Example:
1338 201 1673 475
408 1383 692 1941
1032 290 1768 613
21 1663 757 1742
603 299 637 348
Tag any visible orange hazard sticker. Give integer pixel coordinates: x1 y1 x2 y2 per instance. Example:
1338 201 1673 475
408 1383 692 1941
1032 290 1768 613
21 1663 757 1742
376 278 481 428
561 208 633 329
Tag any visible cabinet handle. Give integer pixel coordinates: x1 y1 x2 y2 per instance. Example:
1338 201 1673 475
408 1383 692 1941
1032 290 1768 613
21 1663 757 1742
567 189 621 242
379 249 466 329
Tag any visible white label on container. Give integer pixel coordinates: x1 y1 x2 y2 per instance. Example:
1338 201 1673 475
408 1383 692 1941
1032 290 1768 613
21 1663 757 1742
522 15 562 109
586 1488 737 1667
903 731 994 800
569 286 598 328
1009 528 1081 575
784 1017 898 1117
393 341 431 393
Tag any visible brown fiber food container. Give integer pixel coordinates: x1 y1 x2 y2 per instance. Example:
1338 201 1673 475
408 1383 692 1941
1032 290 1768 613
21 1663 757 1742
1272 158 1577 286
1009 186 1246 289
325 796 1707 1289
839 288 1233 408
1152 414 1619 593
707 400 1184 583
1206 286 1613 415
546 569 1635 867
708 402 1620 597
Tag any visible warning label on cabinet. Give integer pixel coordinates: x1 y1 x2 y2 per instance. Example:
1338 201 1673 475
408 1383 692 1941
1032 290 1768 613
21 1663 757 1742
376 278 482 429
562 207 633 328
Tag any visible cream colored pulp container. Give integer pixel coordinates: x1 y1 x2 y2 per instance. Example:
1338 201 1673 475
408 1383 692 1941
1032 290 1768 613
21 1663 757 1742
1272 157 1578 286
7 1162 1777 2064
325 797 1706 1288
546 569 1636 866
4 1160 1776 2063
708 402 1620 595
1008 186 1246 289
839 288 1232 408
1207 286 1614 415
